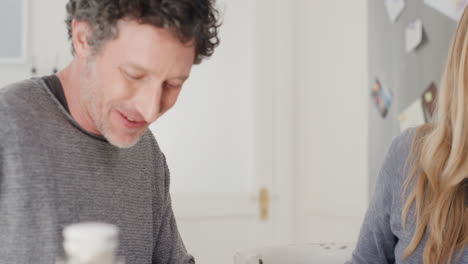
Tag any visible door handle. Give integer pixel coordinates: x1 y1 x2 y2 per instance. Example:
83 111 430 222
259 188 270 221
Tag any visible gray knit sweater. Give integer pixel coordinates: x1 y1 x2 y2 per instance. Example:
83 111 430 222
0 79 194 264
346 129 467 263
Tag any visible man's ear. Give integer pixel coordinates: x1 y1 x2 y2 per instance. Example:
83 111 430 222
71 19 92 58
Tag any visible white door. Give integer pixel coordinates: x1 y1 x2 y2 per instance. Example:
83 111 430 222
292 0 368 245
150 1 294 263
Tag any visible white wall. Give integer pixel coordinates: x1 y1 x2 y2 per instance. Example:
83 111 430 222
292 0 369 243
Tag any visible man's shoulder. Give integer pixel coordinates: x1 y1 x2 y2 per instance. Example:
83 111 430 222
0 78 46 112
0 79 47 137
139 130 163 157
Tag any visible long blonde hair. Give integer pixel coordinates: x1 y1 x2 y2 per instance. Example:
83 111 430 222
402 7 468 264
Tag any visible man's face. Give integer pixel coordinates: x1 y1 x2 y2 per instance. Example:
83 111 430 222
80 19 195 148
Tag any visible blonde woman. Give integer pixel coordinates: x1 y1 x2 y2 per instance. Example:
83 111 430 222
346 8 468 264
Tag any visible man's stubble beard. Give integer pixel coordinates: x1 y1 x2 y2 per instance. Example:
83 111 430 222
80 59 143 149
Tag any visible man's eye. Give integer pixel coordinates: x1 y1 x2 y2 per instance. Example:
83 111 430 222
165 83 182 89
124 71 143 81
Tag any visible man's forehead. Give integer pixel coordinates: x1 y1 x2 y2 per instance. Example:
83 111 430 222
121 61 190 81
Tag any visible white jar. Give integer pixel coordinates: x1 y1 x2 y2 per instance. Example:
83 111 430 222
61 222 122 264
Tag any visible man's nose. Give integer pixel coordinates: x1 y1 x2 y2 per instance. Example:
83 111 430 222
134 82 163 124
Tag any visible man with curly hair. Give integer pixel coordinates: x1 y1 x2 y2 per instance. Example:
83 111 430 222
0 0 220 263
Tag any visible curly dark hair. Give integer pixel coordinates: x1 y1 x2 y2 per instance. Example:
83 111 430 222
65 0 220 64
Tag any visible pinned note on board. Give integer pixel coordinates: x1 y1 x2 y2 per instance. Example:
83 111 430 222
424 0 468 21
405 19 424 53
422 82 438 122
399 99 426 132
371 79 393 118
384 0 406 23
